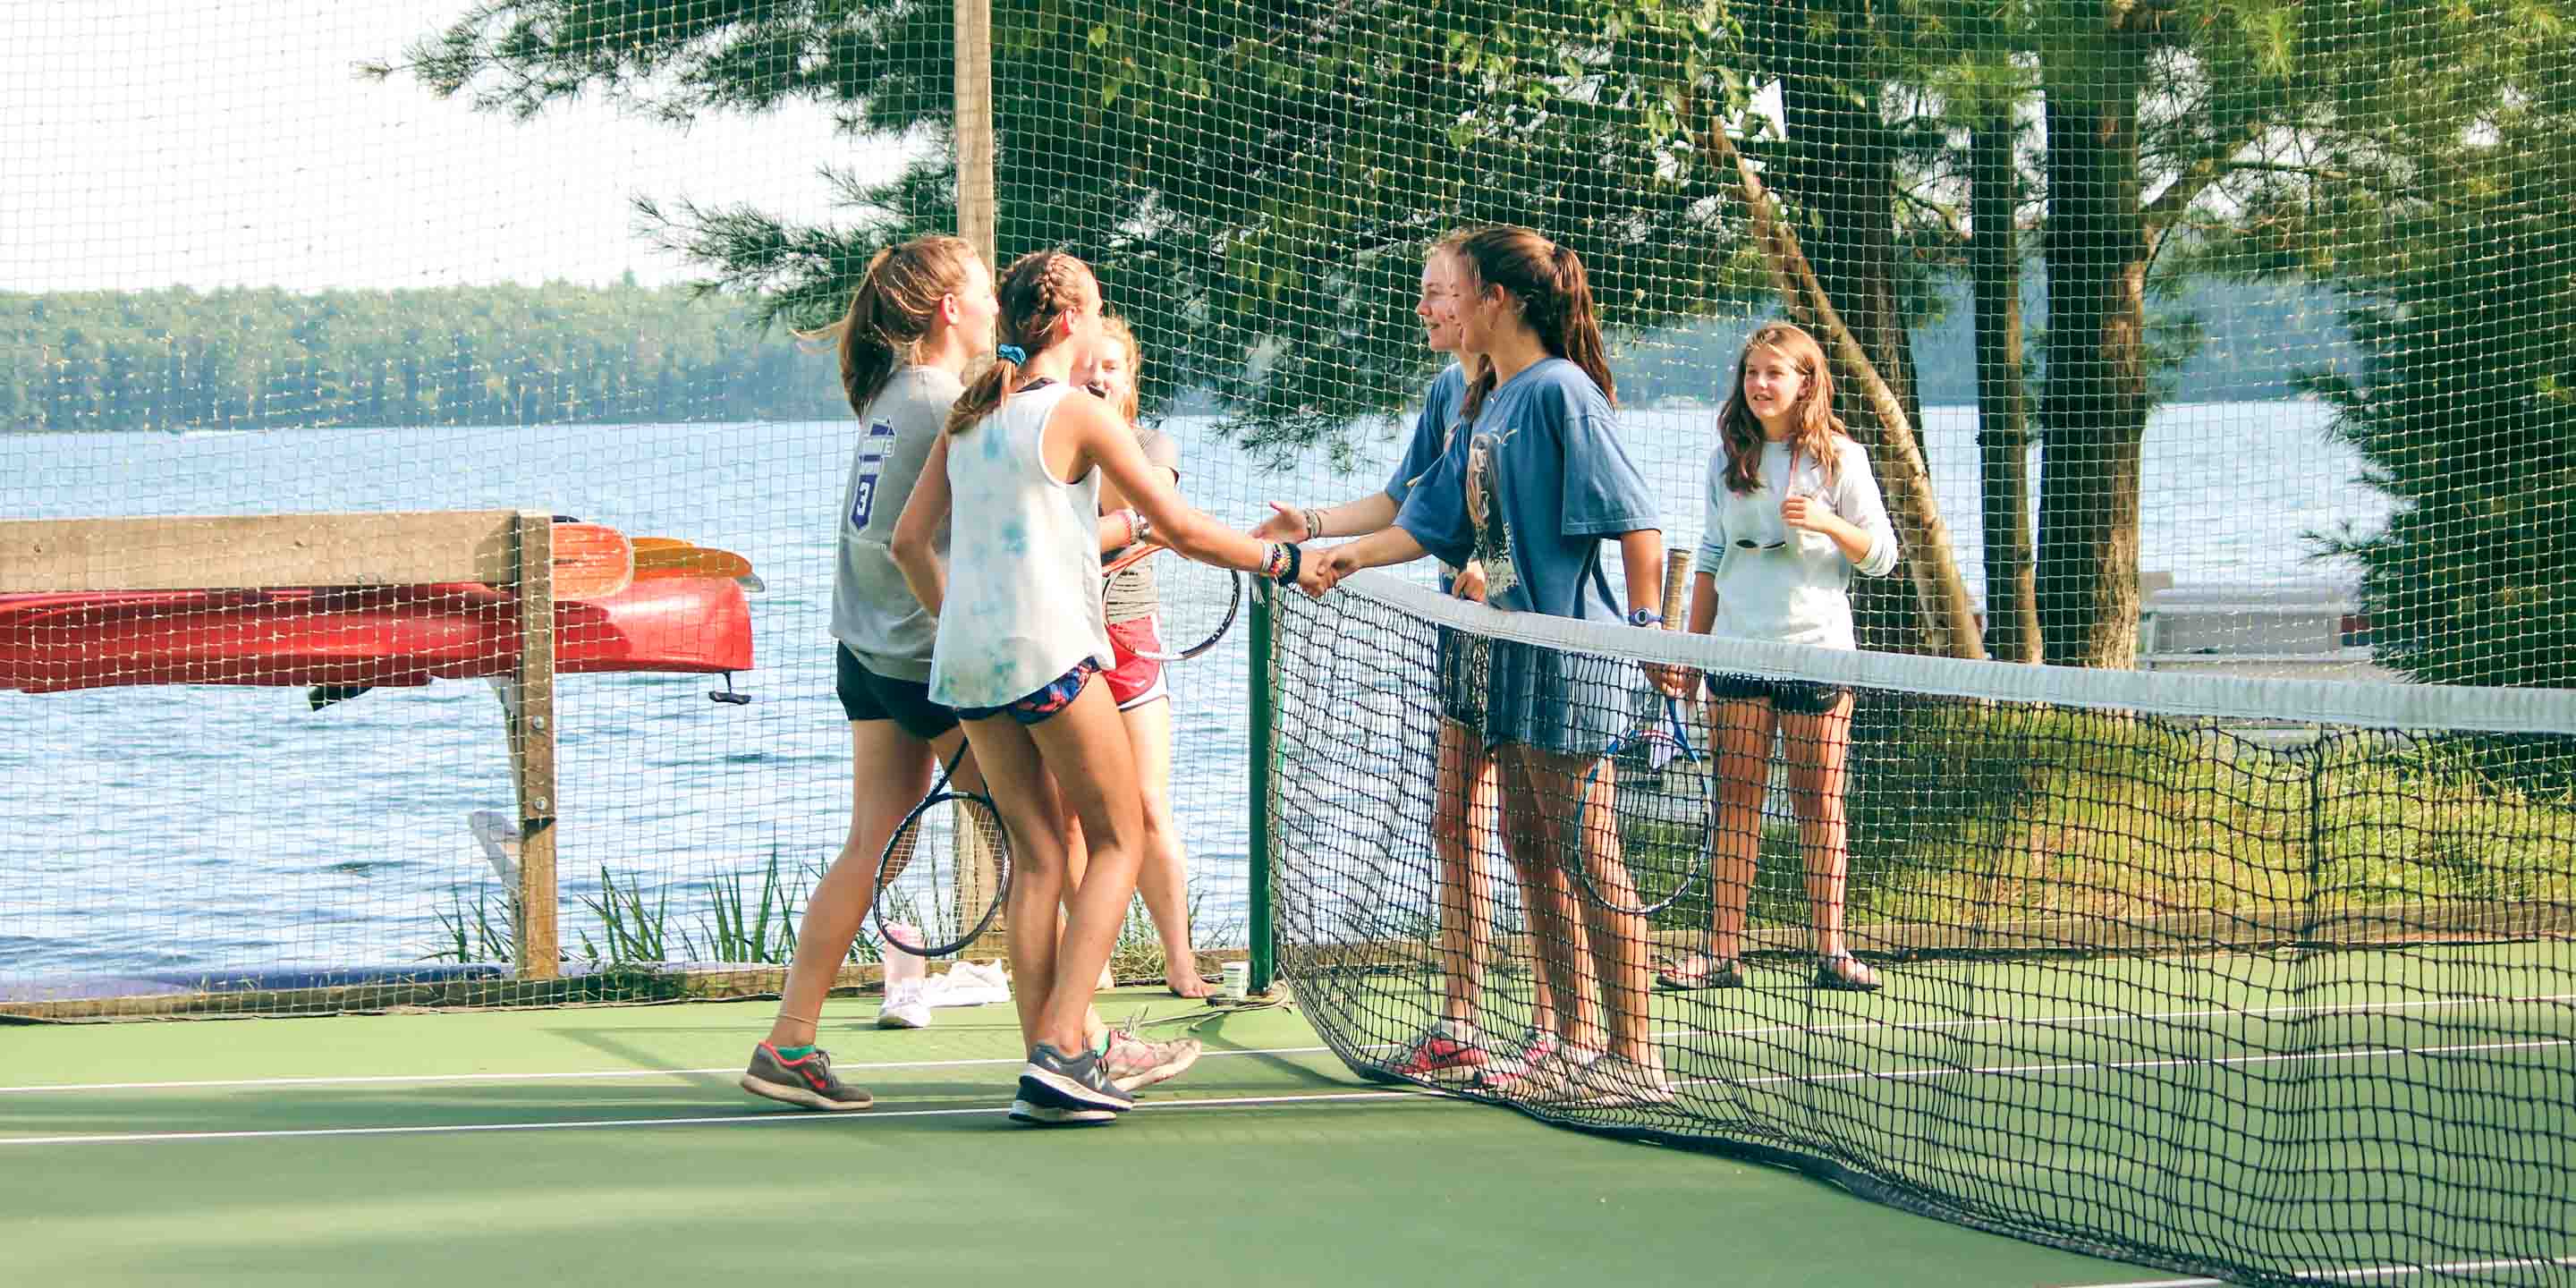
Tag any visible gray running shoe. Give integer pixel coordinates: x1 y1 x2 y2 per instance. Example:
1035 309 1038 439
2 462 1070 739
1015 1041 1134 1121
739 1042 875 1112
1007 1098 1118 1126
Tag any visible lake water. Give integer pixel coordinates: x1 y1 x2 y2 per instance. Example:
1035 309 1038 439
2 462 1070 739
0 400 2388 990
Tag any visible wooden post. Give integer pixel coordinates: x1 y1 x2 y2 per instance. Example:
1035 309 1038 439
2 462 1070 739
951 0 1007 954
954 0 997 274
508 511 562 979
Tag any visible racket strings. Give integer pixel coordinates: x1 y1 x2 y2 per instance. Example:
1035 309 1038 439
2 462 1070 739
1571 699 1714 917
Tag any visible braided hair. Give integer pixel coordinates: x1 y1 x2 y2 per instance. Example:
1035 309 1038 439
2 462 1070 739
945 249 1097 436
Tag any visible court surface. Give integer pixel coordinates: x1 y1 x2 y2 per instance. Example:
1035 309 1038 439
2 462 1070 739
0 987 2230 1288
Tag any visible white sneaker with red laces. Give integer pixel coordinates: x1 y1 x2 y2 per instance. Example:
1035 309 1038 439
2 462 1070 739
1392 1022 1493 1086
1471 1028 1560 1092
1103 1024 1202 1092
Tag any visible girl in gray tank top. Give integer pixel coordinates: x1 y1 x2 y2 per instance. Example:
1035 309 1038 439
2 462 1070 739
737 235 1000 1116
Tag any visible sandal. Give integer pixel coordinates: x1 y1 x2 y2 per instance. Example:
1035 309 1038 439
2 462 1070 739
1815 953 1882 993
1655 952 1745 991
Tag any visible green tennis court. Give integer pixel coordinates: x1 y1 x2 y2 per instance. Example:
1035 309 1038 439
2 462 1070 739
0 988 2210 1288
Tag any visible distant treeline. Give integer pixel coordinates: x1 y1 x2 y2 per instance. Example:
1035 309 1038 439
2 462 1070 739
0 279 845 433
1617 273 2355 407
3 273 2351 434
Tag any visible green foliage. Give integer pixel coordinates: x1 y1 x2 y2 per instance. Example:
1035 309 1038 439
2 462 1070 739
2304 129 2576 690
1819 705 2576 936
0 282 840 432
377 0 1769 459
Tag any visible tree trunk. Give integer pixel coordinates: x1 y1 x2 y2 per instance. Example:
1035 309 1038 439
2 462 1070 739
2038 16 2149 669
1971 114 2043 664
1776 21 1928 656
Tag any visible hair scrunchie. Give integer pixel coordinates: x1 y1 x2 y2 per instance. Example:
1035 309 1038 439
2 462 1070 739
996 343 1028 365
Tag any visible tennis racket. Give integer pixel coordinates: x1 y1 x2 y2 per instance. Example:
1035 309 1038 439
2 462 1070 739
1102 542 1243 662
869 742 1011 958
1569 551 1712 916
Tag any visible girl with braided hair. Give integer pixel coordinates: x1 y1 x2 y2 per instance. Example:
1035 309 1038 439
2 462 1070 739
891 249 1306 1124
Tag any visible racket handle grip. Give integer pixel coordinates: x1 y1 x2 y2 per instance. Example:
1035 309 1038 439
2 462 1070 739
1659 550 1693 630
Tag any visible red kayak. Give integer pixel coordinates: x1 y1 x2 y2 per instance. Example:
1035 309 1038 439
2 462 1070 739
0 576 751 693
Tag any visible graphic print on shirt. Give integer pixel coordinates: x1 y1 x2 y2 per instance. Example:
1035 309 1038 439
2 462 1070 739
848 420 897 530
1464 431 1518 604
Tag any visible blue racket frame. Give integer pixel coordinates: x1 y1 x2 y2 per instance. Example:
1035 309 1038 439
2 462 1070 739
1569 694 1712 916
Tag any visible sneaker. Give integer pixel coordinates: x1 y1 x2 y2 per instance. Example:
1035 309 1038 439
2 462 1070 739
876 979 932 1030
1015 1042 1134 1121
927 959 1012 1008
1390 1023 1494 1086
1496 1046 1603 1106
1470 1029 1559 1091
1569 1052 1679 1108
1008 1097 1117 1126
1103 1023 1203 1092
1816 953 1883 993
738 1042 875 1112
1656 953 1746 991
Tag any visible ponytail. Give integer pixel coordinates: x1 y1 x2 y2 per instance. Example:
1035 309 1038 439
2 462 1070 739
1549 243 1616 409
800 234 976 416
837 247 901 414
1453 225 1617 420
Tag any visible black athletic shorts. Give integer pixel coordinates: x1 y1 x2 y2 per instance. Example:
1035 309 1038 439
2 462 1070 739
1704 672 1851 716
835 644 960 740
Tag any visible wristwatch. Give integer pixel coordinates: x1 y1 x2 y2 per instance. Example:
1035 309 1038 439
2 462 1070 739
1626 608 1664 628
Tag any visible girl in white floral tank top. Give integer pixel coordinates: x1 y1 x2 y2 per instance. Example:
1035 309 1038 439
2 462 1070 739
888 250 1303 1125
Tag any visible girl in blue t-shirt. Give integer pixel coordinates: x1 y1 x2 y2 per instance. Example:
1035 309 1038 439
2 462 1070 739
1307 225 1685 1107
1254 231 1514 1088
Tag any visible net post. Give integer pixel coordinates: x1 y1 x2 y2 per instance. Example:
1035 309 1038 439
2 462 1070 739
945 0 1006 953
953 0 996 274
508 510 561 980
1247 583 1276 993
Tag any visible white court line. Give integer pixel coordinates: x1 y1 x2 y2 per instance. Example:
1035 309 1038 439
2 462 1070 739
0 1042 1342 1096
1705 1036 2574 1090
0 1087 1439 1148
5 989 2567 1097
1697 991 2576 1046
2055 1251 2576 1286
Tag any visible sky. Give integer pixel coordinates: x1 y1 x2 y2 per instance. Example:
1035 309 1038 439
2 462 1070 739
3 1 904 293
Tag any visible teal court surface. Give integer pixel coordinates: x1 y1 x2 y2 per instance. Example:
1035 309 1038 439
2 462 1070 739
0 988 2215 1288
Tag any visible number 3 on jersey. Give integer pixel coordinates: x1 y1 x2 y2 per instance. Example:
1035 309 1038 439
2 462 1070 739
849 421 898 531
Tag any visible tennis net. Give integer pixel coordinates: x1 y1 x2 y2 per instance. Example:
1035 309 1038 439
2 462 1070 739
1261 571 2576 1287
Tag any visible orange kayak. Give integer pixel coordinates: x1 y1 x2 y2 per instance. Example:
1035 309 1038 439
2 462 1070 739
0 575 751 693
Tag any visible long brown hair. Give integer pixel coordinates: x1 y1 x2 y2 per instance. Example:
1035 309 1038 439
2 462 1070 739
802 234 977 416
1717 322 1846 496
945 249 1096 436
1452 225 1615 423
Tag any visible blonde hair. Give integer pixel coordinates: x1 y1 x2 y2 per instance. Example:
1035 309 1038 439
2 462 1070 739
799 234 977 416
945 249 1096 436
1096 311 1142 425
1716 322 1846 496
